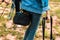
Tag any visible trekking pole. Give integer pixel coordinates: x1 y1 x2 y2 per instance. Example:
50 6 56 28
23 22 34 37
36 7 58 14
46 16 53 40
42 17 46 40
50 16 53 40
42 16 53 40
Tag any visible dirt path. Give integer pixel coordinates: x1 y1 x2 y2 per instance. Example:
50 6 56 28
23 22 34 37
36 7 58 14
0 2 60 40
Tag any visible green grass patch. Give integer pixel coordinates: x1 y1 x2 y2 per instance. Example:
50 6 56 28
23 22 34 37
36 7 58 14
55 9 60 18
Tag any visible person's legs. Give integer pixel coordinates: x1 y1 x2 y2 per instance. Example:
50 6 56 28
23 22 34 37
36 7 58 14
23 12 42 40
23 11 32 40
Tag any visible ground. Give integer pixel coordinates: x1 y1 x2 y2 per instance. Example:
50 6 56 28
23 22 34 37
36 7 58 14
0 0 60 40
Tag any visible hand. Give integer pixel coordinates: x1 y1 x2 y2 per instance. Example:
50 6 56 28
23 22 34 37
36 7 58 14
46 11 50 20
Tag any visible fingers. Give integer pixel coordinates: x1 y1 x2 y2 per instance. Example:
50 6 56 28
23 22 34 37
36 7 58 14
46 11 50 20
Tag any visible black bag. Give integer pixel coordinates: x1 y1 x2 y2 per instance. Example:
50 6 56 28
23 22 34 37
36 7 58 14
13 12 31 26
13 0 31 26
42 16 54 40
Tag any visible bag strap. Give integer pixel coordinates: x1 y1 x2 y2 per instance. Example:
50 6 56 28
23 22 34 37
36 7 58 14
7 0 21 20
42 16 53 40
15 0 20 12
